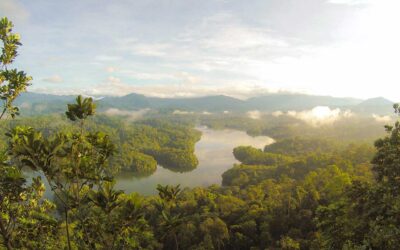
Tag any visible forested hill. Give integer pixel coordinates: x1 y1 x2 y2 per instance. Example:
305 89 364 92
16 92 394 115
3 13 400 250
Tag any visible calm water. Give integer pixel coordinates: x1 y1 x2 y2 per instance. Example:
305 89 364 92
24 127 274 196
115 127 274 195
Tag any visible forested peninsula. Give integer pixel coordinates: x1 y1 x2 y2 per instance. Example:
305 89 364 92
2 17 400 250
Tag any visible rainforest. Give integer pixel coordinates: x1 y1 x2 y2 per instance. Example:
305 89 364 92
2 3 400 249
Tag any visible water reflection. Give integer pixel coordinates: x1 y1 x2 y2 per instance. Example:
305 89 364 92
115 127 274 195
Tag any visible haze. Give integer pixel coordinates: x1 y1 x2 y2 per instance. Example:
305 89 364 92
1 0 399 101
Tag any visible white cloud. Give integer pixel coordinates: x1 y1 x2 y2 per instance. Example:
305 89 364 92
95 55 122 61
0 0 30 24
14 0 400 101
173 110 194 115
179 11 291 60
328 0 370 5
117 39 171 57
247 110 262 119
287 106 353 126
174 72 201 85
372 114 392 123
20 102 31 110
106 66 117 73
271 111 284 117
79 76 279 98
132 43 170 57
42 75 63 83
200 23 288 51
342 110 354 118
31 76 284 98
118 69 200 83
120 70 174 81
103 108 149 121
244 0 400 101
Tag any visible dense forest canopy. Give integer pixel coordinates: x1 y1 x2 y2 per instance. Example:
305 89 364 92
0 115 201 175
2 17 400 250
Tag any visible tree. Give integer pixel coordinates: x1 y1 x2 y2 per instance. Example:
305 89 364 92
317 104 400 249
0 154 58 249
372 103 400 188
0 17 56 250
0 17 31 119
157 184 182 203
8 96 116 249
199 217 229 250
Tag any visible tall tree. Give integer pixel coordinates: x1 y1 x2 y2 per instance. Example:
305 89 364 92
0 17 31 119
8 95 117 249
0 17 57 250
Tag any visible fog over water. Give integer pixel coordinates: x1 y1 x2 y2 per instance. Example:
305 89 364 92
115 127 274 195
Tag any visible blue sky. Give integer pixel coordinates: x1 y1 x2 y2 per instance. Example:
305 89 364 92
1 0 399 100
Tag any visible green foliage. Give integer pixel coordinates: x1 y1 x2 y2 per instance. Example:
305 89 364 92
0 17 31 119
84 183 158 249
0 17 55 250
146 147 199 172
201 112 387 142
127 151 157 174
372 111 400 187
0 102 386 249
316 104 400 249
233 146 293 165
224 141 373 188
2 17 400 249
3 95 162 249
264 137 339 156
66 95 96 121
280 236 300 250
0 114 201 175
157 184 181 202
0 154 58 249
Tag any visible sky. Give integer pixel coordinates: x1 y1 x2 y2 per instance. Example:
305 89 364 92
1 0 399 100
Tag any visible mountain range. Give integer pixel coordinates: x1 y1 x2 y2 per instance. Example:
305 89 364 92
14 92 396 116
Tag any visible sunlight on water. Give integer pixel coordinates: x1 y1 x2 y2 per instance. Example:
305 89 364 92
25 128 274 197
115 127 274 195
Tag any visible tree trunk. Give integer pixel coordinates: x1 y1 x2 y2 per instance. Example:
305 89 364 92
0 216 12 250
174 233 179 250
64 207 72 250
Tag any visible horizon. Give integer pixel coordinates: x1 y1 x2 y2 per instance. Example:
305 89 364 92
22 90 397 103
1 0 399 100
3 4 400 248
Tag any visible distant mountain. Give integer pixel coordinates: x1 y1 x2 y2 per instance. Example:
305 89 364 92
147 95 245 111
95 94 245 111
14 92 395 116
14 93 75 115
350 97 395 115
246 94 362 111
16 92 75 103
100 93 151 109
357 97 394 107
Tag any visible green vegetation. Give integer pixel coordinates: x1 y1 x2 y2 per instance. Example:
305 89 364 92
2 17 400 250
0 17 31 120
124 151 158 176
233 146 294 165
200 113 387 142
0 115 201 175
314 104 400 249
1 93 389 249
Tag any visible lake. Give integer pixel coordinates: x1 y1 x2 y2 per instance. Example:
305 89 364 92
115 127 274 195
24 127 274 196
